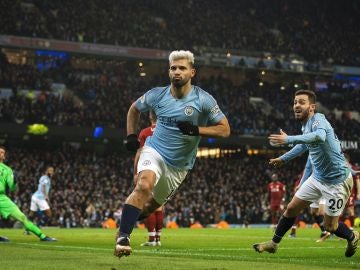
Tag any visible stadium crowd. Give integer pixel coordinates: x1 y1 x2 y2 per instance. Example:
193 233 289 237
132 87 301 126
0 145 305 228
0 1 359 66
1 57 359 139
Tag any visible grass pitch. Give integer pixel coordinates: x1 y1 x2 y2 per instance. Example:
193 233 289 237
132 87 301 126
0 227 359 270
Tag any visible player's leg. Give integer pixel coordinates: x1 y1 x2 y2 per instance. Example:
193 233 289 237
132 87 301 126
254 176 319 253
269 208 277 228
115 169 157 257
289 216 299 238
140 212 156 246
347 206 355 230
254 196 310 253
115 147 187 258
322 175 358 257
311 202 331 242
26 196 39 234
9 203 56 241
155 206 164 245
42 208 52 226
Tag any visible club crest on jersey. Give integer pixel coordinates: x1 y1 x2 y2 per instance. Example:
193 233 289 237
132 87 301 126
184 106 194 116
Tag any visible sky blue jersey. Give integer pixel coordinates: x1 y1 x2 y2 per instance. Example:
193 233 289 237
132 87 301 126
33 175 51 199
135 85 225 170
280 113 349 184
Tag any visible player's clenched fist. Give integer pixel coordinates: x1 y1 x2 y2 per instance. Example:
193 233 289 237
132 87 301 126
125 134 140 152
177 121 199 136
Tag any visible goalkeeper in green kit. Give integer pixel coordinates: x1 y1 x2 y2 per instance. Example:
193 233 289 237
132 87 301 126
0 146 56 242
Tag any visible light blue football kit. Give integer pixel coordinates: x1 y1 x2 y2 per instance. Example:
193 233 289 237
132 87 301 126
281 113 349 184
31 175 51 211
33 175 51 199
135 85 225 170
135 85 225 203
279 113 352 215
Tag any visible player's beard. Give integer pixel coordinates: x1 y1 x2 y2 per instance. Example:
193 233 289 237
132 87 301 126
171 76 190 88
294 106 310 122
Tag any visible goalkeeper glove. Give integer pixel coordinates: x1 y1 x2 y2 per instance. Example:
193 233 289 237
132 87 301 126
177 121 199 136
125 134 140 152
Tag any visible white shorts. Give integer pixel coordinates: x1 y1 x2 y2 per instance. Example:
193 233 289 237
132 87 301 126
309 198 326 209
137 146 188 205
30 195 50 211
295 173 353 216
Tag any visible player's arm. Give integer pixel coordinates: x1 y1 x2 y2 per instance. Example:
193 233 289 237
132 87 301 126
39 177 49 200
269 129 326 146
127 103 141 136
269 144 307 167
6 169 16 192
198 117 230 138
125 103 141 152
42 183 49 201
177 94 230 137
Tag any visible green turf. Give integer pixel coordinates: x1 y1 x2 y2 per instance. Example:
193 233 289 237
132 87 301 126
0 228 359 270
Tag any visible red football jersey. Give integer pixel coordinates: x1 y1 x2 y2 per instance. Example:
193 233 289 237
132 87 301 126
346 163 359 207
138 124 156 147
268 181 285 205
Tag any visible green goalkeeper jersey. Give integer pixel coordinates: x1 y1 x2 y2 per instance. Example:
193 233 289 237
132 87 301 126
0 162 15 194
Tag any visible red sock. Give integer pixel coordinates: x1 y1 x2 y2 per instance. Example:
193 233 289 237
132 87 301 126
146 213 156 242
155 210 163 241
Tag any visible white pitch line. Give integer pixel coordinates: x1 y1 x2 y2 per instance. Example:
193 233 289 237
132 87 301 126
5 242 357 265
8 242 348 255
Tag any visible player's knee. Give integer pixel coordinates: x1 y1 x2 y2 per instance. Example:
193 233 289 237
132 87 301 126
134 179 153 196
324 223 337 232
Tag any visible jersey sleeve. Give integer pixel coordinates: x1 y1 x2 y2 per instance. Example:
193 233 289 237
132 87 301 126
135 88 159 113
280 144 308 162
202 92 225 125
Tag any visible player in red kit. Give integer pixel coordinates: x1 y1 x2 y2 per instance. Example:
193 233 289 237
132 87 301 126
342 154 360 230
134 111 164 246
267 173 285 228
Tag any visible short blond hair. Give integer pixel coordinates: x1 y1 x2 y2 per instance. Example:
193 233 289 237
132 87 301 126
169 50 194 66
